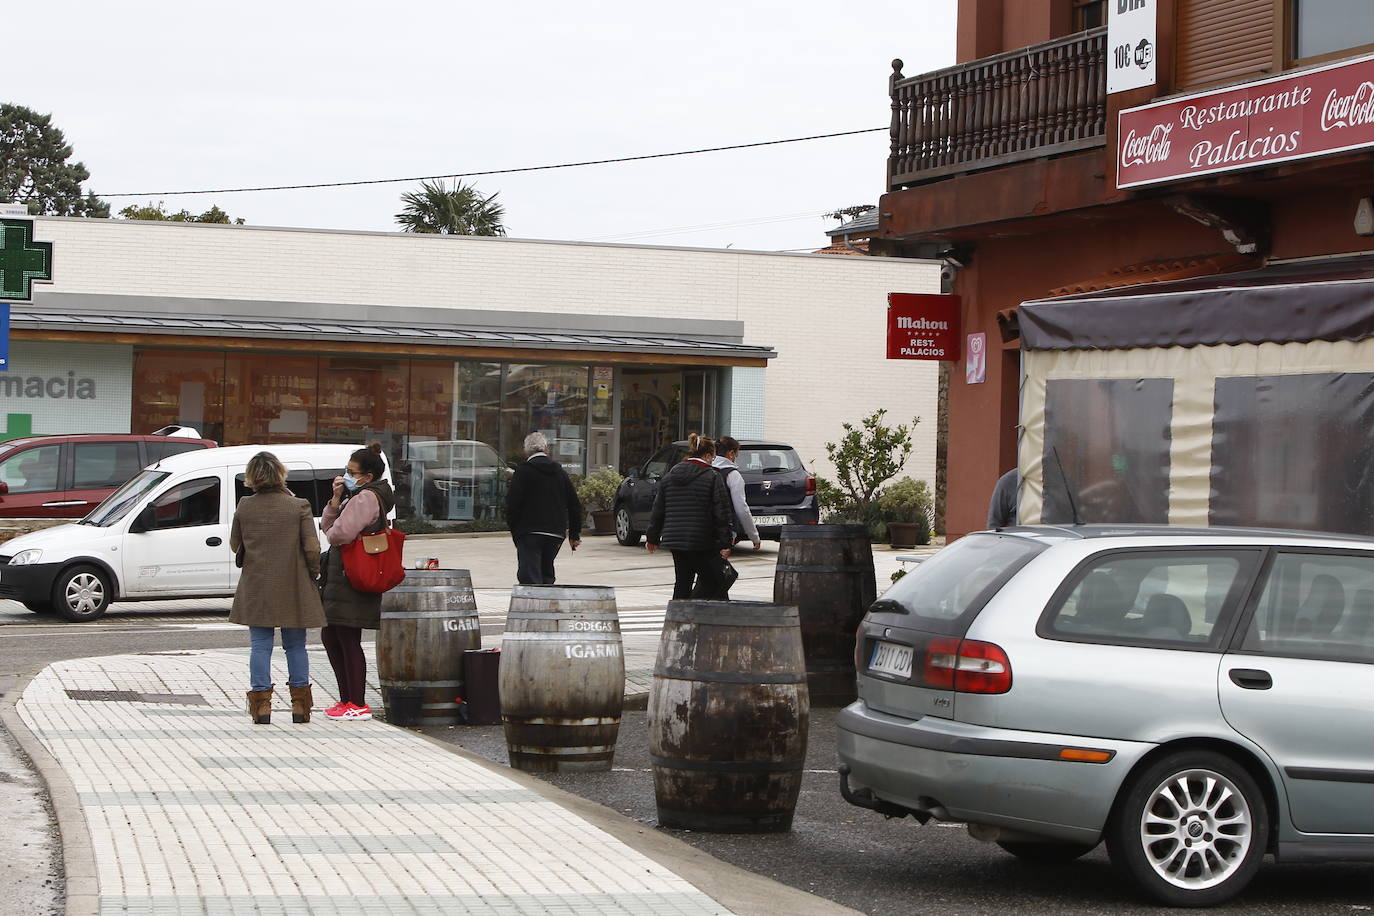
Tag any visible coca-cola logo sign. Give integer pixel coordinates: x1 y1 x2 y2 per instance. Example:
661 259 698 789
1118 52 1374 189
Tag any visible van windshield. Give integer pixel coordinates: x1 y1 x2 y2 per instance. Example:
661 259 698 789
84 470 170 527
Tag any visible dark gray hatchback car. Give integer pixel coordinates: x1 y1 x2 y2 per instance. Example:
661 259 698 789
613 439 818 545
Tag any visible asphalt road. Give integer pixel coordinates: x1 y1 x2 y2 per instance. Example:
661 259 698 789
428 711 1374 915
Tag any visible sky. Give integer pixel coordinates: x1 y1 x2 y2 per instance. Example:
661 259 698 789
10 1 957 252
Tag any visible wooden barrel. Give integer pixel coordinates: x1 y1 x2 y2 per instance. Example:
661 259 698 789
648 600 809 833
773 524 876 707
377 568 481 726
499 585 624 772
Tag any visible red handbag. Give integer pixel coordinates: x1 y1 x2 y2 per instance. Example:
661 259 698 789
341 521 406 593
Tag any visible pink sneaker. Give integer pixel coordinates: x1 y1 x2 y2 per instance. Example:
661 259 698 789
337 703 372 721
324 701 350 718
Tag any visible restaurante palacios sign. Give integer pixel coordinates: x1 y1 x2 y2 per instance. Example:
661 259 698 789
1117 51 1374 189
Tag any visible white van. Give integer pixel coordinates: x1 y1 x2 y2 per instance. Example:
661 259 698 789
0 444 392 622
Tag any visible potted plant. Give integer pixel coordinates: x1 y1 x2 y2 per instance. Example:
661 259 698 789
879 477 933 548
575 467 625 536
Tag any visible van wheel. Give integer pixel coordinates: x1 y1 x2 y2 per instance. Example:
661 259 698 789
996 840 1096 863
52 566 112 622
23 600 53 614
1106 750 1268 907
615 505 641 546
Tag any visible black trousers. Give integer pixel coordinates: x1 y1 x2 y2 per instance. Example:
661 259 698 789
321 625 366 707
515 534 563 585
672 549 728 600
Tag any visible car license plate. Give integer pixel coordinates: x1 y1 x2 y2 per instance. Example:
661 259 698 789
753 515 790 526
869 640 914 679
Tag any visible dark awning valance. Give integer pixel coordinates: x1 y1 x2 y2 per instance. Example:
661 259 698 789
1020 256 1374 351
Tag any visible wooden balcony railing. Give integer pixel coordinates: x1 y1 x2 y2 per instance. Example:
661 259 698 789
888 27 1107 190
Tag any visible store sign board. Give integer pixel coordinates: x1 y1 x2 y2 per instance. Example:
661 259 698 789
1118 51 1374 188
887 293 960 361
1107 0 1156 94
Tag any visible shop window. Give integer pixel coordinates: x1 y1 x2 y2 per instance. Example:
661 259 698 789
222 354 319 446
1210 373 1374 534
501 364 589 476
1042 378 1173 525
132 350 226 442
405 361 503 524
72 442 142 490
0 445 61 494
149 477 220 529
1293 0 1374 61
619 369 682 474
317 357 408 445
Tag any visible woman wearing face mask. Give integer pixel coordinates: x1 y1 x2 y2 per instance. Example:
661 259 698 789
319 443 395 721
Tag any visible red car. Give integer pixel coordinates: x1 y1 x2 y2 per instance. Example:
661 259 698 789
0 431 217 518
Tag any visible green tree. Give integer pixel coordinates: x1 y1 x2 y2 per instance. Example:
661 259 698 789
0 104 109 217
824 409 919 516
118 201 246 224
395 179 506 235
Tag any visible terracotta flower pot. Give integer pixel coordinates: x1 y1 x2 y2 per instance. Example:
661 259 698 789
591 509 616 536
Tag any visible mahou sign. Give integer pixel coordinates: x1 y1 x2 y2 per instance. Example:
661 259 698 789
1118 51 1374 189
886 293 960 360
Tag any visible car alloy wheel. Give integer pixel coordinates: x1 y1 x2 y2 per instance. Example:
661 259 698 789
53 566 112 622
1108 750 1268 906
614 505 641 547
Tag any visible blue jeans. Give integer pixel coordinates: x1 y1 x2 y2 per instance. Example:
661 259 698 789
249 627 309 692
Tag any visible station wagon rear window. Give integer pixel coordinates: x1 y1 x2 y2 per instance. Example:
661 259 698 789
878 533 1046 636
1042 550 1260 649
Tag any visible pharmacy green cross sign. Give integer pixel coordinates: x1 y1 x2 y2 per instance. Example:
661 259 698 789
0 218 54 301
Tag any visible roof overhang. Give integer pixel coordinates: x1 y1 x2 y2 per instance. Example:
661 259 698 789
1020 255 1374 351
23 292 776 366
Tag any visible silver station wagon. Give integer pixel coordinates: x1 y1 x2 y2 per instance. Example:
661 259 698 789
837 526 1374 907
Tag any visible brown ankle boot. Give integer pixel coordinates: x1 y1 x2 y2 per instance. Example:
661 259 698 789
290 685 313 724
246 688 273 725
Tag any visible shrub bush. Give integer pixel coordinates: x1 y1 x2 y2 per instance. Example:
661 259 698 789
574 467 624 513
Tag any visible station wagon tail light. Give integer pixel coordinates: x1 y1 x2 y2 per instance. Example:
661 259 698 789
805 475 816 495
922 637 1012 694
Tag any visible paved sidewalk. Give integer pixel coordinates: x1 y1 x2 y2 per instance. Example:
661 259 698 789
13 651 856 916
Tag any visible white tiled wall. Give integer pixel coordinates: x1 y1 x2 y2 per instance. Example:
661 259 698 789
31 218 941 486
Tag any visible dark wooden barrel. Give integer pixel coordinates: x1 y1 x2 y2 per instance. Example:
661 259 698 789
648 600 809 833
377 568 481 726
499 585 624 773
773 524 876 707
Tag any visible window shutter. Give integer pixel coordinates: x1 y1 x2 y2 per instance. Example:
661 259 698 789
1175 0 1277 89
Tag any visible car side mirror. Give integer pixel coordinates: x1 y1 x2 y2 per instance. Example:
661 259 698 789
0 481 8 496
130 505 156 533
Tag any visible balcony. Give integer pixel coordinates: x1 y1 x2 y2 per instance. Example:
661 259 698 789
888 27 1107 190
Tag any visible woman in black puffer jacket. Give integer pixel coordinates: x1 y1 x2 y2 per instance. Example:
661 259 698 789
646 434 734 599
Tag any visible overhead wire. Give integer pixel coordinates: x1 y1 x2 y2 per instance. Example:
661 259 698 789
94 127 886 198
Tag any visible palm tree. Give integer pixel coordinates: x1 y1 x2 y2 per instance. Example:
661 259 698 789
395 180 506 236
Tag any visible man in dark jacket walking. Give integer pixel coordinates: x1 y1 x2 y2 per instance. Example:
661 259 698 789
506 431 582 584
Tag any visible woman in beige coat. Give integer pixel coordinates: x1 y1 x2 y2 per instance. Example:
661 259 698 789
230 452 326 724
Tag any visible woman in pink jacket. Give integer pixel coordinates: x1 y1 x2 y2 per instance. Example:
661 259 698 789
319 443 395 721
